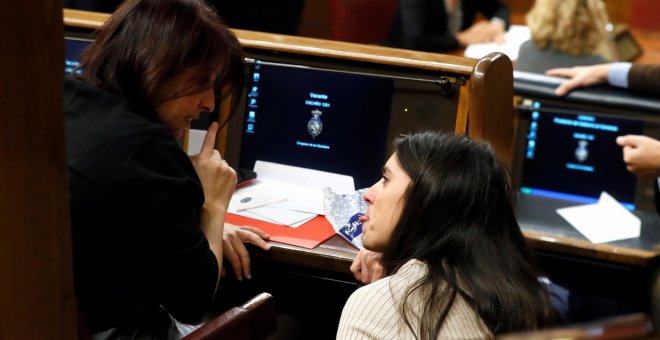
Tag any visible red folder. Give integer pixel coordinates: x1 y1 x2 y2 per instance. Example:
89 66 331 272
226 213 336 249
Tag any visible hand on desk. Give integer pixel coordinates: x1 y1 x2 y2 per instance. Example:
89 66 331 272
617 135 660 178
456 20 506 46
222 223 271 281
545 64 611 96
350 249 384 284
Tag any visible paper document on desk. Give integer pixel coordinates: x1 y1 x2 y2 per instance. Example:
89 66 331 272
556 191 641 243
464 25 531 61
228 161 355 227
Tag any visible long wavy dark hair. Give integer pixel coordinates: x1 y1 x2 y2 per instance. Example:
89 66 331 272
78 0 244 120
381 132 553 338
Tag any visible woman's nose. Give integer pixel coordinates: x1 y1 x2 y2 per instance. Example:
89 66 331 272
363 183 378 204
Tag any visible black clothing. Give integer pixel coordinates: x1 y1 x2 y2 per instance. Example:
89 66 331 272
386 0 509 52
629 64 660 96
64 77 218 332
208 0 305 35
64 0 122 13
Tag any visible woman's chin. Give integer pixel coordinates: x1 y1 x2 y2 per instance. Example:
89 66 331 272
173 128 186 140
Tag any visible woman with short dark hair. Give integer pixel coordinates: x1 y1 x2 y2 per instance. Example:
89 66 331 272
65 0 267 338
337 132 553 339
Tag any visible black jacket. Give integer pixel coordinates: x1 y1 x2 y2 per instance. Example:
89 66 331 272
64 77 218 332
387 0 509 52
629 64 660 96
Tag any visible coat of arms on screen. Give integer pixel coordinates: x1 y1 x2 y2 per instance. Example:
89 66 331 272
307 109 323 138
575 140 589 162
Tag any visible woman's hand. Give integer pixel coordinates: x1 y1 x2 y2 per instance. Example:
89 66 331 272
350 249 384 284
194 122 236 289
195 122 236 214
222 223 271 281
456 20 506 46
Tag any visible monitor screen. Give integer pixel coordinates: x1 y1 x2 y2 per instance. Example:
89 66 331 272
64 37 92 75
225 59 459 189
519 101 645 210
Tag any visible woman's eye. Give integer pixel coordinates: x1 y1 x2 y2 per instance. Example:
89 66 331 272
381 175 389 183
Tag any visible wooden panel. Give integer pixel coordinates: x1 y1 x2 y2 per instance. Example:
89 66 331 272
630 0 660 30
605 0 632 25
63 9 476 74
0 2 76 339
468 52 515 166
297 0 331 39
232 29 475 73
63 8 112 29
523 231 657 266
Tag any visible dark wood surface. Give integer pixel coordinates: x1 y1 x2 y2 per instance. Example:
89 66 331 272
498 312 652 339
1 1 77 339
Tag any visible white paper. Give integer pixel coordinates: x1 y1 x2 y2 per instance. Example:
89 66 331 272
248 206 316 227
228 183 286 211
556 192 641 243
186 129 206 155
463 25 531 61
254 160 355 194
228 161 356 228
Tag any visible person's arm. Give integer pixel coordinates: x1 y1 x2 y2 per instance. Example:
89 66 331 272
194 123 237 291
456 20 506 45
456 0 508 45
125 125 225 324
222 223 270 281
616 135 660 177
628 64 660 96
189 131 270 283
336 281 397 339
545 63 614 96
350 249 384 284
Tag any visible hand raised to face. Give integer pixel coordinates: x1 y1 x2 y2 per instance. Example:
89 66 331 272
195 122 236 211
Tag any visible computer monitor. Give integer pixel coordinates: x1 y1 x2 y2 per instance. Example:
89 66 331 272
515 97 659 211
224 57 460 189
64 36 92 75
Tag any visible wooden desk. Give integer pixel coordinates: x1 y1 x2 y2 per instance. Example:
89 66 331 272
260 212 660 277
255 235 357 275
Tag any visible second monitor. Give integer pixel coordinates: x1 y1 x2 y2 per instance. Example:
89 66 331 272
224 57 461 189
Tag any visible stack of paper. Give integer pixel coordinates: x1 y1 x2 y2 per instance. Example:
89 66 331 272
556 192 641 243
228 161 355 227
463 25 531 61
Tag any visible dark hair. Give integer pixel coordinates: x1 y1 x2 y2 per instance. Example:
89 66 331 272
381 132 553 338
79 0 244 120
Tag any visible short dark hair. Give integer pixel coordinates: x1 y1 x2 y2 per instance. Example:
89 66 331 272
79 0 244 119
381 132 553 338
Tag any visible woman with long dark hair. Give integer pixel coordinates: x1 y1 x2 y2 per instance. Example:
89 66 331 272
65 0 269 337
337 132 553 339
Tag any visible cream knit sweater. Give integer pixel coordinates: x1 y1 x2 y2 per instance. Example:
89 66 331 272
337 259 490 339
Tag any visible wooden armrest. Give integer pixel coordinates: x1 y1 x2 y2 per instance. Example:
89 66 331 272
184 292 276 340
497 313 652 339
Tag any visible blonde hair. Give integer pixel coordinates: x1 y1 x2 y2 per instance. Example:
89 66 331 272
526 0 609 56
